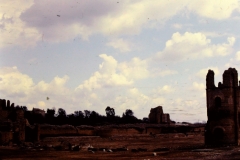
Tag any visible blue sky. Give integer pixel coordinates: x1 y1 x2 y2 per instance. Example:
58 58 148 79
1 0 240 122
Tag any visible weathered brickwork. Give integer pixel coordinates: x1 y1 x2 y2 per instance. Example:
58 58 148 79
0 99 25 144
205 68 240 145
148 106 170 124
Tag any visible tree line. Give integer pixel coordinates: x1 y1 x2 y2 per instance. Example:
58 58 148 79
24 106 148 126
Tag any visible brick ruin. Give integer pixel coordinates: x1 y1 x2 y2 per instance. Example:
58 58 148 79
205 68 240 145
148 106 170 124
0 99 204 145
0 99 25 145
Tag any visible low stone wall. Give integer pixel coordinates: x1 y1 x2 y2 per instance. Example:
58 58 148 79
36 124 205 140
39 125 78 138
96 128 143 137
76 127 95 136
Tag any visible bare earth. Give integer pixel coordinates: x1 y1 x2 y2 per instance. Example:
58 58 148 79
1 133 240 160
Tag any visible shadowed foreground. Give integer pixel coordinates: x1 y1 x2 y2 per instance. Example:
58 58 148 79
1 133 240 159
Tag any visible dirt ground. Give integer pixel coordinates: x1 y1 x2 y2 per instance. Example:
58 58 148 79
1 133 240 160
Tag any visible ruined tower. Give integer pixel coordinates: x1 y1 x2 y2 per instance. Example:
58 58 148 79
148 106 170 124
205 68 240 145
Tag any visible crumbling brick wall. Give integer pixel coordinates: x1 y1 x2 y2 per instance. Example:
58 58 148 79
0 99 25 144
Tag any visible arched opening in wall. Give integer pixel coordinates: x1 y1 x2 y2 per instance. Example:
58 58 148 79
213 127 224 139
215 97 221 108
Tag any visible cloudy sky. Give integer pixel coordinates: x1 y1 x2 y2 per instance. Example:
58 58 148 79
1 0 240 123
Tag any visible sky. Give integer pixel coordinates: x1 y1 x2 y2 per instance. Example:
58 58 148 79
1 0 240 123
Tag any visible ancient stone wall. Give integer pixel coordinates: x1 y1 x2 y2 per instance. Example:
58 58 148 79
35 124 203 140
96 128 142 137
37 124 143 139
0 99 25 144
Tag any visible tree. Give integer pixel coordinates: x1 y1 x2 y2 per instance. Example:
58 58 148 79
74 111 84 118
122 109 138 124
84 110 91 118
46 108 55 118
90 111 99 119
22 106 28 112
123 109 134 117
105 106 115 117
57 108 66 118
143 117 149 123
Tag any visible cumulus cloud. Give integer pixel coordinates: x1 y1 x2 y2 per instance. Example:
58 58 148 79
106 38 132 52
0 0 41 48
0 66 71 111
235 51 240 61
192 82 205 91
188 0 239 20
0 54 172 118
154 32 235 62
0 66 34 96
196 67 220 79
172 23 182 29
2 0 240 48
152 85 174 94
118 57 150 80
18 0 189 42
76 54 133 91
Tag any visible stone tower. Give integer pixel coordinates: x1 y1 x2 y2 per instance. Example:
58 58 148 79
205 68 240 145
148 106 170 124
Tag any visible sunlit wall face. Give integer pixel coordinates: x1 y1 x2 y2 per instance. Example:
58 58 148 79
1 0 240 123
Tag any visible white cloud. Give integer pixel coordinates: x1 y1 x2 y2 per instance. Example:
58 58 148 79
166 98 207 123
188 0 239 20
2 0 240 48
118 57 150 80
154 32 235 61
235 51 240 61
192 82 205 91
106 38 132 52
76 54 133 91
157 69 178 77
196 67 220 79
37 101 46 108
153 85 174 94
172 23 182 29
0 0 41 48
0 66 34 96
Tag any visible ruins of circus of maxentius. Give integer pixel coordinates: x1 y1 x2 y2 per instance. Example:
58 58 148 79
1 67 240 146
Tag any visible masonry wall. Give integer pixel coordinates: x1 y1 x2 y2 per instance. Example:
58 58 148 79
0 132 13 145
0 99 26 144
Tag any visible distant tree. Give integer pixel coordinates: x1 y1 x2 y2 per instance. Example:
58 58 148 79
22 106 28 112
84 110 91 118
123 109 134 117
122 109 138 124
90 111 99 119
105 106 115 117
46 108 55 118
57 108 66 118
143 117 149 122
74 111 84 118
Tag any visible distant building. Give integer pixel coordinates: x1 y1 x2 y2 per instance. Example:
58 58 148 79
32 108 45 117
148 106 170 124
